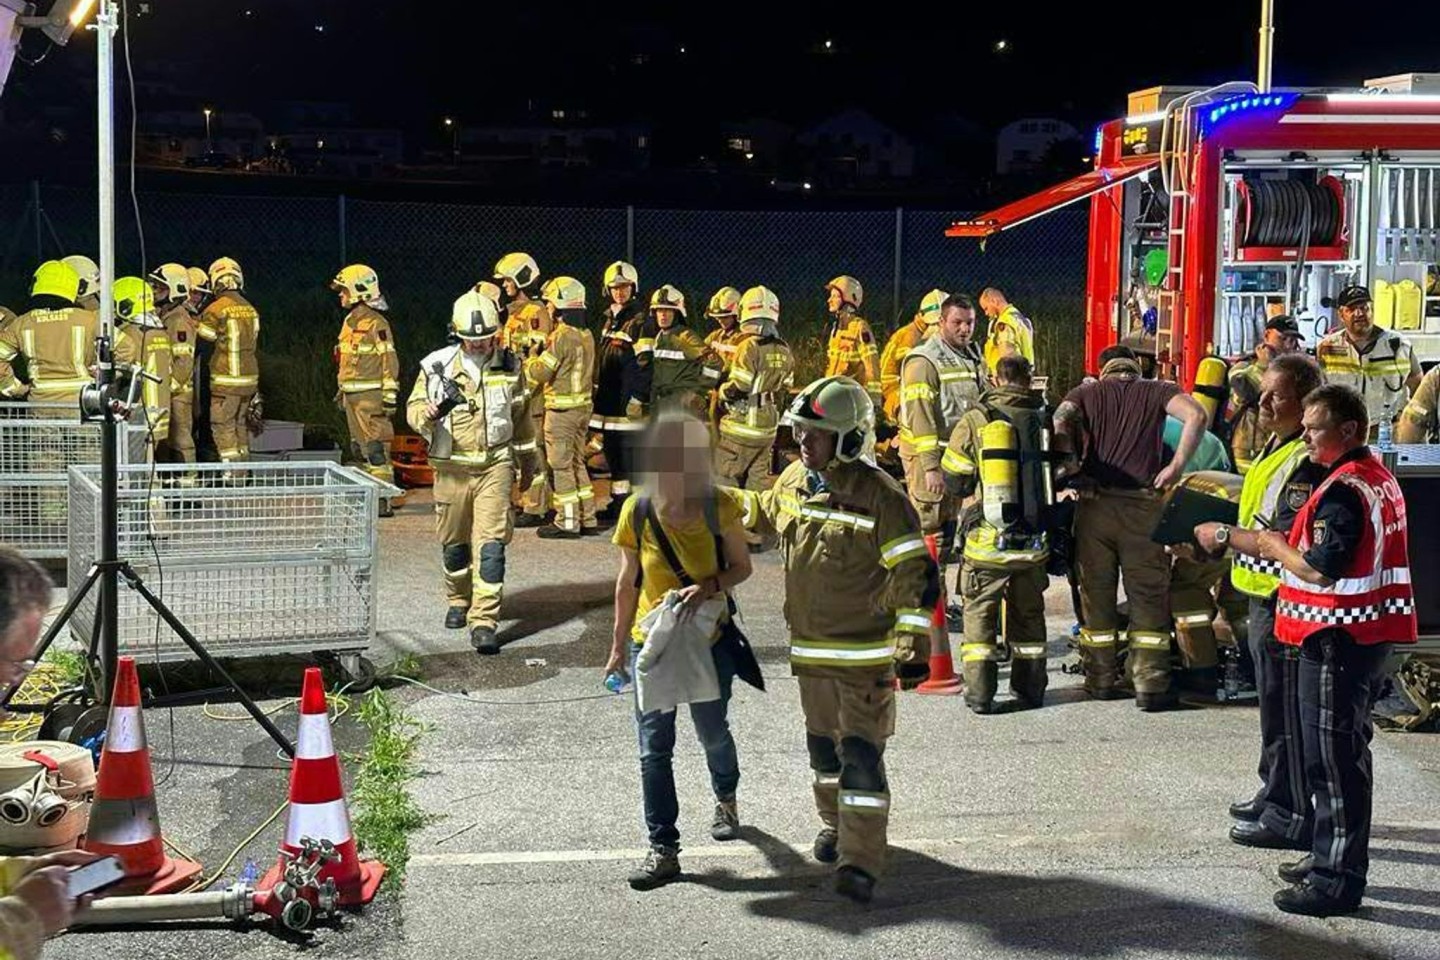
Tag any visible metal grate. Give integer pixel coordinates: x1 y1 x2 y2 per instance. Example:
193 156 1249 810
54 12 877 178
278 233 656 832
0 402 148 558
65 462 385 662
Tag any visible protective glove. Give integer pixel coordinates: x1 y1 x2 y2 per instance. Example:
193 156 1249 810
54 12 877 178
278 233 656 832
626 397 645 420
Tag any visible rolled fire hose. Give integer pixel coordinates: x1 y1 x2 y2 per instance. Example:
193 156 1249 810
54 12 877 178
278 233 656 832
0 741 94 852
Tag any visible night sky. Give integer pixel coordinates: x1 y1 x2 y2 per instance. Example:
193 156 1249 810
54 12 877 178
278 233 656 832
93 0 1440 127
7 0 1428 135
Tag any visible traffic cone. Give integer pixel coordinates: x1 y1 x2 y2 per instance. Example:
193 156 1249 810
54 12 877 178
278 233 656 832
259 667 384 906
916 535 963 696
81 656 202 895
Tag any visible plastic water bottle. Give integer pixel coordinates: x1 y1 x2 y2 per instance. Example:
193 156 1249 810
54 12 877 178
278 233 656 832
239 858 260 885
1222 651 1241 702
1377 403 1394 453
604 671 629 694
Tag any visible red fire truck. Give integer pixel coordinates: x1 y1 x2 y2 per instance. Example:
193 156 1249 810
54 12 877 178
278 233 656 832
947 73 1440 388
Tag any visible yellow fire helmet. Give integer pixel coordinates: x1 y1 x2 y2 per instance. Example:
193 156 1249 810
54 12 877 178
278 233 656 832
451 288 502 341
31 260 81 302
114 276 163 329
474 280 502 309
540 276 586 312
783 375 874 464
331 264 384 305
186 266 210 294
649 284 687 318
739 285 779 325
603 260 638 291
917 288 949 326
825 275 863 310
494 252 540 289
147 263 190 302
706 286 742 319
62 255 100 300
208 256 244 292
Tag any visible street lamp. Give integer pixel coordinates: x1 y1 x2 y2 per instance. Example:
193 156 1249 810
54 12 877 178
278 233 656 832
202 107 212 152
443 116 457 161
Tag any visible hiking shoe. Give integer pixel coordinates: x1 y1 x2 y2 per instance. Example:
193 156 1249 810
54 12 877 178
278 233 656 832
1273 882 1360 917
835 865 876 904
627 845 680 890
813 827 839 864
471 626 500 655
711 800 740 841
444 607 468 630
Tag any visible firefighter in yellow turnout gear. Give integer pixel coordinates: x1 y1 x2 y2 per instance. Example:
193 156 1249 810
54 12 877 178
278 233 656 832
1167 471 1249 696
741 376 939 904
941 357 1053 713
332 264 401 514
197 257 260 464
979 288 1036 376
111 277 172 453
0 261 98 404
649 284 721 416
879 289 945 422
713 286 794 504
703 287 747 403
147 264 198 473
407 289 537 654
823 276 882 410
496 252 554 528
529 277 598 539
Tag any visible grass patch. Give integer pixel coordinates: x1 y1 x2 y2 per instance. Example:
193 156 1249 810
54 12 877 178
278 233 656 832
348 688 431 891
40 645 88 688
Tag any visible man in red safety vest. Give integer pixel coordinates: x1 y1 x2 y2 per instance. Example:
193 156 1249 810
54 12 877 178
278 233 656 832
1206 383 1415 918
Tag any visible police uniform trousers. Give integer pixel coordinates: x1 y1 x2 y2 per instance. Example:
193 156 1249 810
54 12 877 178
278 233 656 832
434 460 514 630
798 672 895 879
1170 554 1250 672
519 393 549 517
545 405 596 533
211 388 255 462
1074 487 1172 695
1294 631 1391 902
1248 596 1312 840
343 389 396 485
959 561 1049 708
600 420 640 505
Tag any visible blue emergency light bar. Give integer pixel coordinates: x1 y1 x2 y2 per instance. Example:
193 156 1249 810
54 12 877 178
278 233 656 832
1206 93 1301 127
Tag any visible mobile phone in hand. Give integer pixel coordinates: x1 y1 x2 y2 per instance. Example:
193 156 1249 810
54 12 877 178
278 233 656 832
66 856 125 898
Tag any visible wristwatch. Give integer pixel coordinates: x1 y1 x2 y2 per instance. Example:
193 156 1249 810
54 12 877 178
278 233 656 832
1214 524 1231 546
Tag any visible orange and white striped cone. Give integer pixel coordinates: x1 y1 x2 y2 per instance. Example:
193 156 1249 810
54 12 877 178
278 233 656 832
259 667 384 906
81 656 202 895
916 534 963 695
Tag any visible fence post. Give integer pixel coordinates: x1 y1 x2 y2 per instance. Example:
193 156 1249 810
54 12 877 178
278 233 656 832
892 207 904 326
626 205 635 264
32 180 42 262
338 194 347 265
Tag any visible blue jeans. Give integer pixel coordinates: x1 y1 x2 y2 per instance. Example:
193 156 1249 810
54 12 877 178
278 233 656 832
632 638 740 850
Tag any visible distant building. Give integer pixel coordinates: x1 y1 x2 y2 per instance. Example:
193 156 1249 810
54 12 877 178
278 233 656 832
135 109 264 166
996 118 1080 175
718 118 796 164
449 121 650 171
272 128 404 178
798 109 915 180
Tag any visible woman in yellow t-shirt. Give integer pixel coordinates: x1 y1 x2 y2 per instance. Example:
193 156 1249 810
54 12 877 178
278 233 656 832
607 413 752 890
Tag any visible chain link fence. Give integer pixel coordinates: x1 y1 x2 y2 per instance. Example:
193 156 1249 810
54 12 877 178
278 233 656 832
1 181 1088 434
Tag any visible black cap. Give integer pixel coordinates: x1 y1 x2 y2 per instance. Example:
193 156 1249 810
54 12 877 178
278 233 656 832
1335 284 1372 308
1264 315 1304 340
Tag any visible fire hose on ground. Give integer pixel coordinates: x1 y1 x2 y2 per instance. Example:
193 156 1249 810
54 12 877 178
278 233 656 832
73 836 341 933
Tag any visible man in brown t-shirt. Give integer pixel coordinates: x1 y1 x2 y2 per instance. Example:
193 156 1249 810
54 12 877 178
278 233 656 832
1055 345 1208 710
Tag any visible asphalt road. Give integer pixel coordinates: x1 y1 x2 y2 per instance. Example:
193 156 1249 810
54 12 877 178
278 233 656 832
53 488 1440 959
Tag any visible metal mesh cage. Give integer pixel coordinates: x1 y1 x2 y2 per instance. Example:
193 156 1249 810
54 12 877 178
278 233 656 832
0 403 149 558
65 462 383 662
